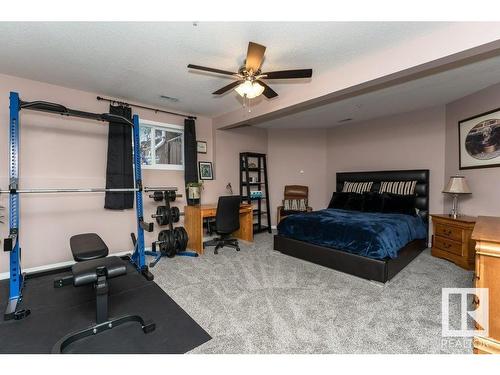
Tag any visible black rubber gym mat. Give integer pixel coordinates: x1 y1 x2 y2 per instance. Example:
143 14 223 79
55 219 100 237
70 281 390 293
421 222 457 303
0 265 211 353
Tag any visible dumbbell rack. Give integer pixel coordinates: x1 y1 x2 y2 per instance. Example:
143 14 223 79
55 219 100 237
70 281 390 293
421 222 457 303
145 190 198 267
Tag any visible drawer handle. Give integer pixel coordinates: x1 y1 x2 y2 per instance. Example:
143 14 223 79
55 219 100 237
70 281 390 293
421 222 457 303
442 229 452 236
472 296 480 307
443 243 452 249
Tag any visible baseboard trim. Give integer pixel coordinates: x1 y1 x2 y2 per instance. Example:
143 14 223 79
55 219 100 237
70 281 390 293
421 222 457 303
0 250 133 280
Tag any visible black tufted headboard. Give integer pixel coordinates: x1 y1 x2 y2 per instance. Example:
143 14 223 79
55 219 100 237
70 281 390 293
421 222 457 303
336 169 430 223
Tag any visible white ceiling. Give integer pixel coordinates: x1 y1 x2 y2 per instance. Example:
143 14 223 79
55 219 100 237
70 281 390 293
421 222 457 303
255 54 500 129
0 22 449 117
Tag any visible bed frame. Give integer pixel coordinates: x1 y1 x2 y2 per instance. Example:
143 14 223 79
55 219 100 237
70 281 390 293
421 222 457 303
273 169 430 283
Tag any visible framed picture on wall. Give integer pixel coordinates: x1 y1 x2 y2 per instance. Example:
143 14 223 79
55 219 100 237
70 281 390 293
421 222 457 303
197 141 207 154
198 161 213 180
459 107 500 170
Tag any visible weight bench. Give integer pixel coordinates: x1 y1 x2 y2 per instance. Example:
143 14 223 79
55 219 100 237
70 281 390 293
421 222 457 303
52 233 155 353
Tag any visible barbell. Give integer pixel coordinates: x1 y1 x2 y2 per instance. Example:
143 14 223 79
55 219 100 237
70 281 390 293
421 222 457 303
0 186 178 194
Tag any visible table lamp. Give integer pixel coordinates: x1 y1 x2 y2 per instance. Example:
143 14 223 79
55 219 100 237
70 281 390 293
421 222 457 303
443 176 471 218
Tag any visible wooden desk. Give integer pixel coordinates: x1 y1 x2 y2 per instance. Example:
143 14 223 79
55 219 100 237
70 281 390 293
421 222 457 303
472 216 500 354
184 203 253 254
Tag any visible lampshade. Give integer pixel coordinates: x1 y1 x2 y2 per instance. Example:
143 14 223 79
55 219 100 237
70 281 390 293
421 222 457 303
443 176 471 194
235 81 265 99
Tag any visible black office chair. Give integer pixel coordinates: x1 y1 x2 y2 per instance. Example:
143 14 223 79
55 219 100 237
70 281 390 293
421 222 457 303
203 195 242 254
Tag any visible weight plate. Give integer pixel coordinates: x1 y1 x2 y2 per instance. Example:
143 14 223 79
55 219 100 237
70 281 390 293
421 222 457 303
166 190 176 202
173 227 188 254
158 230 176 257
157 230 168 254
178 227 188 252
155 206 162 225
152 191 163 202
155 206 170 226
166 231 176 258
170 206 180 223
173 227 181 253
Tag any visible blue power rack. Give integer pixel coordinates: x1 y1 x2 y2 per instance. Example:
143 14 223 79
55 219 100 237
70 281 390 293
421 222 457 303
3 92 151 320
4 92 23 320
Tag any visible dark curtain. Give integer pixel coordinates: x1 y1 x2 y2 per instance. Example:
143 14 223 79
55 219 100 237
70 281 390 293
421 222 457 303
104 105 134 209
184 118 198 184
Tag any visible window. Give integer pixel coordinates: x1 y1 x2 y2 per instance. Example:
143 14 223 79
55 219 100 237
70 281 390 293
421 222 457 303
139 120 184 170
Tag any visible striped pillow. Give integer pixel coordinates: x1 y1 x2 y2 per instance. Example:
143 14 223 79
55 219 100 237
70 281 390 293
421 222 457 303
283 198 307 211
342 181 373 194
379 180 417 195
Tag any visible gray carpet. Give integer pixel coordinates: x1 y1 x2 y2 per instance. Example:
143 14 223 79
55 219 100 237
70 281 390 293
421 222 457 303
151 232 473 354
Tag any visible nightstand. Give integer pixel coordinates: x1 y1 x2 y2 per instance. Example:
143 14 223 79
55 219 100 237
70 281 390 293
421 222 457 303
430 214 476 270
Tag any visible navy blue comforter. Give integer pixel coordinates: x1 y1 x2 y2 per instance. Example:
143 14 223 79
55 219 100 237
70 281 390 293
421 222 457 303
277 209 427 260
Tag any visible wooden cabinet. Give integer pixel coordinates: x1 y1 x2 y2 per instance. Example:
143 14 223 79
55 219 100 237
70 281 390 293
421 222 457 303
430 214 476 270
472 216 500 354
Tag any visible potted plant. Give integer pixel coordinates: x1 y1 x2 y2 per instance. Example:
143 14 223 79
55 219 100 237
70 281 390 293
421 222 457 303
186 182 203 206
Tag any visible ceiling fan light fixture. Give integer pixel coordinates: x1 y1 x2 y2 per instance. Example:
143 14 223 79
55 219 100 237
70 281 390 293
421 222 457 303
188 41 313 100
235 80 265 99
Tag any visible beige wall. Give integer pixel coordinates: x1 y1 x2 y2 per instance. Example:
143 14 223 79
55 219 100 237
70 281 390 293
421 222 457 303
212 125 268 198
326 106 447 215
267 128 328 226
444 82 500 216
0 74 218 273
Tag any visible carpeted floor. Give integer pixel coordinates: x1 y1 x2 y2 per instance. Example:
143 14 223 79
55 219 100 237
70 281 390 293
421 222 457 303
152 232 473 354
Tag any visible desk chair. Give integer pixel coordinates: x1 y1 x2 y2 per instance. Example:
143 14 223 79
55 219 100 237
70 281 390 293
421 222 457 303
203 195 242 254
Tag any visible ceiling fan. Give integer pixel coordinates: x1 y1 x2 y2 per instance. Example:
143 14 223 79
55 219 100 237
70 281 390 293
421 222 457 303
187 42 312 99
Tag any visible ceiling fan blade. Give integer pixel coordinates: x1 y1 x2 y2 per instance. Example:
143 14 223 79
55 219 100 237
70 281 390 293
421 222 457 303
263 69 313 79
187 64 238 76
256 80 278 99
212 80 245 95
245 42 266 73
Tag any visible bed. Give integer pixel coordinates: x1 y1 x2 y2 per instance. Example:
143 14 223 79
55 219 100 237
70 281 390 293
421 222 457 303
273 170 429 283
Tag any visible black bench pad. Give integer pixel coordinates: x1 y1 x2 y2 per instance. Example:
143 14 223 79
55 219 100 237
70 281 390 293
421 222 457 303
70 233 109 262
72 256 127 287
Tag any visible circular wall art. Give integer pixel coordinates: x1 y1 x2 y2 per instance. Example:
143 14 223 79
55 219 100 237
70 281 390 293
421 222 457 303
459 108 500 170
465 118 500 160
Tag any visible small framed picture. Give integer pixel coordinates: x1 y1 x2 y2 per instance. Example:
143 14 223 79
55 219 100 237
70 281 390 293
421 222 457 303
198 161 213 180
197 141 207 154
459 108 500 170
